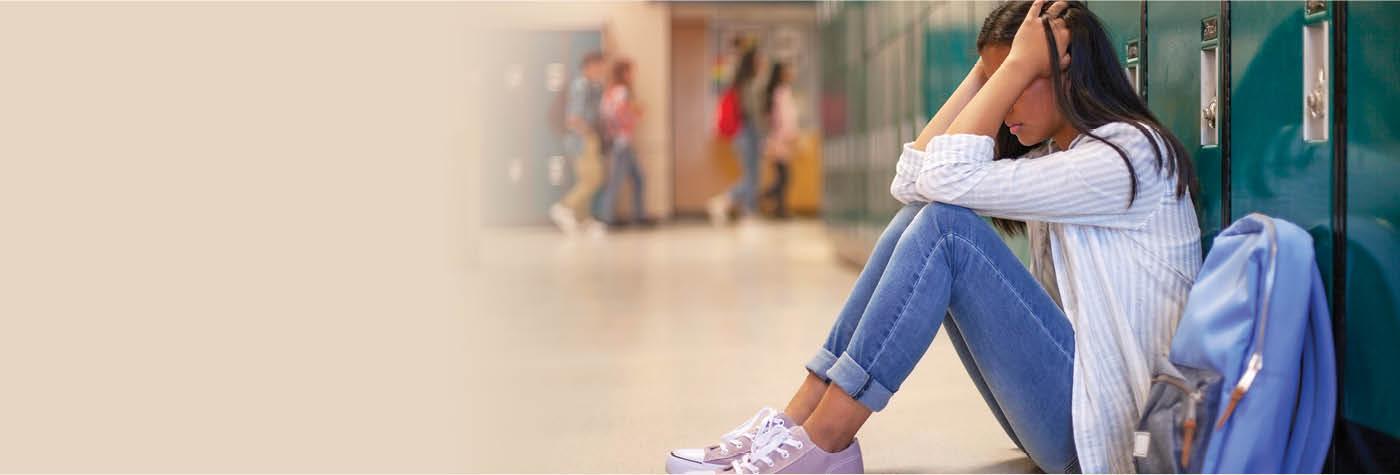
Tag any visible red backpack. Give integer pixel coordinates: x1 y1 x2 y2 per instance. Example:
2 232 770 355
715 87 742 140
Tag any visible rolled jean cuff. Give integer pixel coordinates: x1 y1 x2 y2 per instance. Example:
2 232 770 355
827 353 896 412
804 348 840 381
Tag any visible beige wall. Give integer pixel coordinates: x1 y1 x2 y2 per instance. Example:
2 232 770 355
0 2 486 471
0 4 678 469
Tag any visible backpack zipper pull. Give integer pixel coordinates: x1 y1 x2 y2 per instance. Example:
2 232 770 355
1216 353 1264 429
1180 387 1201 468
1181 417 1197 467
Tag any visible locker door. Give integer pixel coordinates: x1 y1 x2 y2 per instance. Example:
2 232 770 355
921 3 943 120
1338 1 1400 469
922 2 974 122
949 1 977 80
909 18 925 136
1146 2 1224 251
518 32 559 226
481 31 540 226
853 2 870 233
1088 1 1143 96
830 6 850 230
970 0 997 38
840 4 863 230
1229 2 1335 288
480 30 600 226
871 42 890 233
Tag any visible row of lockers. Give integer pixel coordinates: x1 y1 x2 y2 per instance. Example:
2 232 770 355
816 1 1398 470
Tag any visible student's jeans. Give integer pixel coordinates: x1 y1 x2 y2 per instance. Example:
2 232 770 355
599 139 645 224
727 124 762 214
804 202 1080 473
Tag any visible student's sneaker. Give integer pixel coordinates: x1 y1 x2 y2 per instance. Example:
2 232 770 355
709 425 863 474
707 194 731 227
549 203 578 235
584 219 608 239
666 407 792 474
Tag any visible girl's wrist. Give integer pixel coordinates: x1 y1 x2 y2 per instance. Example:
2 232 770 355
997 57 1041 82
968 63 987 85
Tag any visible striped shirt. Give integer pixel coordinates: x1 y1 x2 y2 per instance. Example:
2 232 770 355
891 122 1202 472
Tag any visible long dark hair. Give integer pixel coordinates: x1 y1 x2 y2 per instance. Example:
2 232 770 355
765 62 789 116
612 59 632 88
733 48 758 90
976 1 1197 235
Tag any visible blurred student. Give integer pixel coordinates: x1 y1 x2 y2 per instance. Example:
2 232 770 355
707 48 766 226
549 52 608 237
761 62 798 218
598 59 651 227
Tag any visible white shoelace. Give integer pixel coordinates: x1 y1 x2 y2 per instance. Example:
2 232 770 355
715 407 778 455
730 425 803 475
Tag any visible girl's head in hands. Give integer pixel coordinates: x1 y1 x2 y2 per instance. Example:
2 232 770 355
976 0 1196 203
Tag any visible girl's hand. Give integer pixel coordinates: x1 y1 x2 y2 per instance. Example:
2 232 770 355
1005 0 1072 78
971 58 988 83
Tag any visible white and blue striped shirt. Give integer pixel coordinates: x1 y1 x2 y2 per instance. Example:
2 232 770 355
892 122 1202 473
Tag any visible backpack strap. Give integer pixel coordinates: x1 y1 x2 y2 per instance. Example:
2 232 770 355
1216 213 1279 428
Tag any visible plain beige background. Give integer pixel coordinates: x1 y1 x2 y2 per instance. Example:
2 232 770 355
0 3 485 471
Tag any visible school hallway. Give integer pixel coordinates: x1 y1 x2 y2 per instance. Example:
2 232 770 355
466 219 1039 473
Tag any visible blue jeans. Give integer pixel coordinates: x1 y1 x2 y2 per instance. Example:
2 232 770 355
805 202 1079 473
599 140 645 224
728 125 762 213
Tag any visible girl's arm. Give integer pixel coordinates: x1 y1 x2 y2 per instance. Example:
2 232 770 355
913 61 988 151
946 0 1068 138
913 122 1167 228
891 63 987 204
910 0 1165 228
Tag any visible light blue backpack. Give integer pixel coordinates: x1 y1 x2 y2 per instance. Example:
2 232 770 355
1133 214 1337 473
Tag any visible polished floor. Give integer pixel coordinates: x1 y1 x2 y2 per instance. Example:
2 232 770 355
466 219 1038 473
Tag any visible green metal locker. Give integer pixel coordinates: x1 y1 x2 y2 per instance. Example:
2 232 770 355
1338 0 1400 466
481 30 601 226
1146 2 1225 251
1228 1 1335 289
1089 1 1142 95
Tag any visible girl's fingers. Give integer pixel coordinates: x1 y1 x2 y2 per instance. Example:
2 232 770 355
1052 17 1071 51
1025 0 1046 24
1045 0 1070 19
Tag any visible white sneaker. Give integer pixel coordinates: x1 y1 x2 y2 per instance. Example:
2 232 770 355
666 407 793 474
549 203 578 235
584 219 608 239
707 195 732 227
717 425 863 474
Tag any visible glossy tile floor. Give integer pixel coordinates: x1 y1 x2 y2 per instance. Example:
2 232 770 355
466 219 1037 473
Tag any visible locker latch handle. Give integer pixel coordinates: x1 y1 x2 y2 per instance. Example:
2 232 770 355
1306 69 1326 119
1201 97 1218 130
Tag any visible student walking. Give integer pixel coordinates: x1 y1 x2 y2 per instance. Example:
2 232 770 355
708 47 768 226
550 52 609 237
598 59 650 227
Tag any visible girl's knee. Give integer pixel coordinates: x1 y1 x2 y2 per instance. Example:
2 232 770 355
917 202 979 227
903 203 998 244
894 202 926 220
